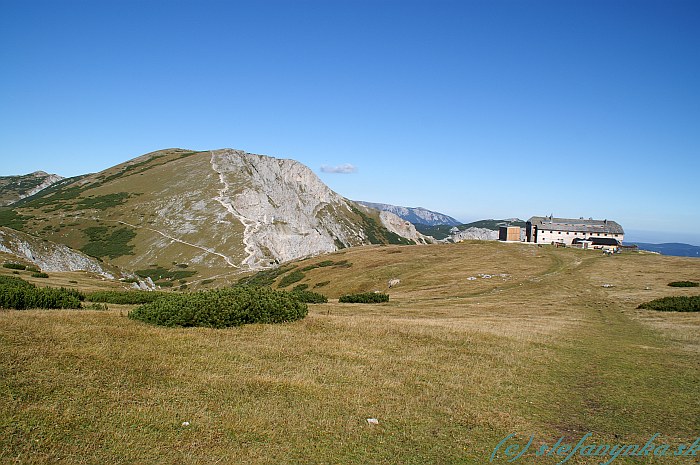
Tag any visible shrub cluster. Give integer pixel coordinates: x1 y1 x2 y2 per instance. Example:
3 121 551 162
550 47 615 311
338 292 389 303
3 263 27 270
668 281 699 288
0 276 84 310
236 264 296 287
31 272 49 278
128 286 308 328
637 295 700 312
290 290 328 304
85 290 170 305
277 270 305 288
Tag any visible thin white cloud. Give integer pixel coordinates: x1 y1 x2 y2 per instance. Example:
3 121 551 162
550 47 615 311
320 163 357 174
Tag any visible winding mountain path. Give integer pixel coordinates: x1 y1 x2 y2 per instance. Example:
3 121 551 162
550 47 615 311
210 151 262 268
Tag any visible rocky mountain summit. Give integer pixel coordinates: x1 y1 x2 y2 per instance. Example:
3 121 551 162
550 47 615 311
0 171 64 206
0 149 423 279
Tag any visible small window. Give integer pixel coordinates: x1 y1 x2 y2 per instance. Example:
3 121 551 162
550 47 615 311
558 231 562 234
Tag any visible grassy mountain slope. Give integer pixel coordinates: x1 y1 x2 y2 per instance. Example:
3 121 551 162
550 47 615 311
0 148 415 283
1 241 697 463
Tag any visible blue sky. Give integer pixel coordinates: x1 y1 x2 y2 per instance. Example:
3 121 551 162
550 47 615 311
1 0 699 244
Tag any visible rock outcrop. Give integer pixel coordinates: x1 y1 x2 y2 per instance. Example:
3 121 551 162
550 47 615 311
210 150 391 268
449 227 498 242
0 227 115 278
378 211 433 244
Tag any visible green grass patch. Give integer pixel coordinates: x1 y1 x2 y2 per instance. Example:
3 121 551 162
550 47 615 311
339 292 389 303
638 295 700 312
668 281 699 287
128 287 308 328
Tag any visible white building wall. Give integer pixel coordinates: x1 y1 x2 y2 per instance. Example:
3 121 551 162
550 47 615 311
535 228 624 245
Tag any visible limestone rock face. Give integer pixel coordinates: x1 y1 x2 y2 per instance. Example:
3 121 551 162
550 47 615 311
450 227 498 242
378 211 433 244
210 150 370 268
0 227 115 278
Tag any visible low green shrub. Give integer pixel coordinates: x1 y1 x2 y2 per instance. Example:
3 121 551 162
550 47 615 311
278 270 305 288
668 281 699 288
0 276 83 309
128 287 308 328
339 292 389 303
314 281 330 288
637 295 700 312
81 226 136 259
290 290 328 304
135 266 197 282
3 263 27 270
236 265 296 287
292 283 309 292
85 290 169 305
31 272 49 278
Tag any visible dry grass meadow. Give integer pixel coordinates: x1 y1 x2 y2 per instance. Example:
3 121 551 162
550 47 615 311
1 242 698 464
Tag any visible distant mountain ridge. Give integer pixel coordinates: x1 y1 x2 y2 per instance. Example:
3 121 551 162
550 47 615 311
631 242 700 258
356 201 461 226
0 171 64 206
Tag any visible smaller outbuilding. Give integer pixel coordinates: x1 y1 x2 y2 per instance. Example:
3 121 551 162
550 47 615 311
498 226 521 242
572 237 621 251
